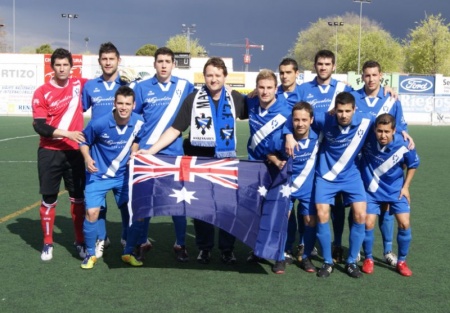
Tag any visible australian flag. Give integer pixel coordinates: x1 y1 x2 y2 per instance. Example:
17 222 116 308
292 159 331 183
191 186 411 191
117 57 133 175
129 154 292 261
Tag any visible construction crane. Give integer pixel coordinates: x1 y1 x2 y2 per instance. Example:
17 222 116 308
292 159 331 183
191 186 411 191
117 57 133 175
210 38 264 72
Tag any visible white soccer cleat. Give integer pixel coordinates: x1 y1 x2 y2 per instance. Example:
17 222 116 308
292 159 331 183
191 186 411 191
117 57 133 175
384 251 398 266
41 244 53 261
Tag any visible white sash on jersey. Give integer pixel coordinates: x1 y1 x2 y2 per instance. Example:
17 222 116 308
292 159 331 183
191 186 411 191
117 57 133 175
58 81 81 131
249 114 287 151
103 119 144 178
323 118 371 181
367 145 409 192
375 97 396 117
291 139 320 193
327 81 346 111
146 79 187 145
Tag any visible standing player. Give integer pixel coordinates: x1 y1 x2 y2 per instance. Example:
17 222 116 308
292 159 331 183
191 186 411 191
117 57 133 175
284 50 352 263
32 48 87 261
352 60 414 267
136 57 247 265
268 101 320 274
130 47 195 263
277 58 302 108
79 86 144 269
311 92 373 278
359 114 419 276
246 69 291 274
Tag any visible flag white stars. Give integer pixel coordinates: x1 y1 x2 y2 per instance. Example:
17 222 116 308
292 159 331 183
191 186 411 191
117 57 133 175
169 187 198 204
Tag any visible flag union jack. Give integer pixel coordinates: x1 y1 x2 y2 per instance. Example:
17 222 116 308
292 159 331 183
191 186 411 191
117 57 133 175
133 154 239 189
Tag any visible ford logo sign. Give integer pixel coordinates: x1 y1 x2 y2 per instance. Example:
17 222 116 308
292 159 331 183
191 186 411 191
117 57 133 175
400 78 433 92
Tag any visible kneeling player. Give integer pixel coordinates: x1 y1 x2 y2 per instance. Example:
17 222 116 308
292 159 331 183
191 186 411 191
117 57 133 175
359 113 419 276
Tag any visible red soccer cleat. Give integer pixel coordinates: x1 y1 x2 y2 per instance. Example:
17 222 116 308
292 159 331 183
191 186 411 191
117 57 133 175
397 261 412 277
362 258 374 274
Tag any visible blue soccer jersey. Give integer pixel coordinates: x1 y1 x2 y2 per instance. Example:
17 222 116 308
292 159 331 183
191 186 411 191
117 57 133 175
359 132 420 202
82 75 128 120
314 111 374 183
133 75 194 155
352 86 408 133
276 84 303 109
81 111 144 179
297 77 353 114
247 96 292 160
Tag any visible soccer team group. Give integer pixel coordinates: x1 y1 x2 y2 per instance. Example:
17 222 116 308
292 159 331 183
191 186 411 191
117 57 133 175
31 42 419 278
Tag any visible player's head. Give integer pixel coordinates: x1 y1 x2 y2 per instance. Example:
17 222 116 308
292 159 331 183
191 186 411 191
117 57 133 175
114 86 135 121
203 57 228 95
314 50 335 82
279 58 299 91
256 69 277 108
362 60 383 94
292 101 314 139
335 92 356 127
51 48 73 67
154 47 175 62
98 42 120 58
154 47 175 83
98 42 121 78
375 113 396 145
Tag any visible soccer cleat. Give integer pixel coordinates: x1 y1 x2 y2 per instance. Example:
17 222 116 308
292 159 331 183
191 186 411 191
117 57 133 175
173 244 189 263
299 257 317 273
332 245 344 263
383 251 398 267
272 261 286 274
362 258 374 274
345 263 363 278
397 261 412 277
136 239 153 262
197 250 211 264
284 251 294 265
317 263 334 278
80 255 97 269
75 242 87 259
41 244 53 261
357 252 361 262
311 246 318 257
246 251 264 263
121 254 143 267
95 240 106 258
221 250 237 265
296 244 305 262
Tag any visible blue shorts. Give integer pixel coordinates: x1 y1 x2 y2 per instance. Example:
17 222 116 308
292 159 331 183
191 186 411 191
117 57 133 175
85 174 129 210
290 195 316 216
367 196 410 215
315 176 366 205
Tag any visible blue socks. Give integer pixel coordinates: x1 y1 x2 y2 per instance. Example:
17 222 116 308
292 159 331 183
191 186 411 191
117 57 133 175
379 210 394 254
397 228 411 262
363 228 374 260
347 222 365 264
317 222 333 264
172 216 187 246
83 219 98 256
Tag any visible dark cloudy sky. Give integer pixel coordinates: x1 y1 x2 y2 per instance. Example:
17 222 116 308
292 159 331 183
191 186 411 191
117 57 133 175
0 0 448 71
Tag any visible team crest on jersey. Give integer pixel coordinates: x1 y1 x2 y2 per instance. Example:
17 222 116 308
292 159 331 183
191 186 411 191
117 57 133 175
307 93 314 99
271 119 279 129
392 154 399 164
195 113 212 135
146 90 155 96
220 125 234 146
382 105 389 113
101 133 110 139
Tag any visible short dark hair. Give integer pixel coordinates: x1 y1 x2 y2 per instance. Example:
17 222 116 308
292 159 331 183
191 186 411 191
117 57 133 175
203 57 228 76
335 91 355 108
115 85 135 102
314 49 335 65
99 42 120 58
154 47 175 62
51 48 73 67
279 58 298 72
292 101 314 118
375 113 396 129
362 60 381 73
